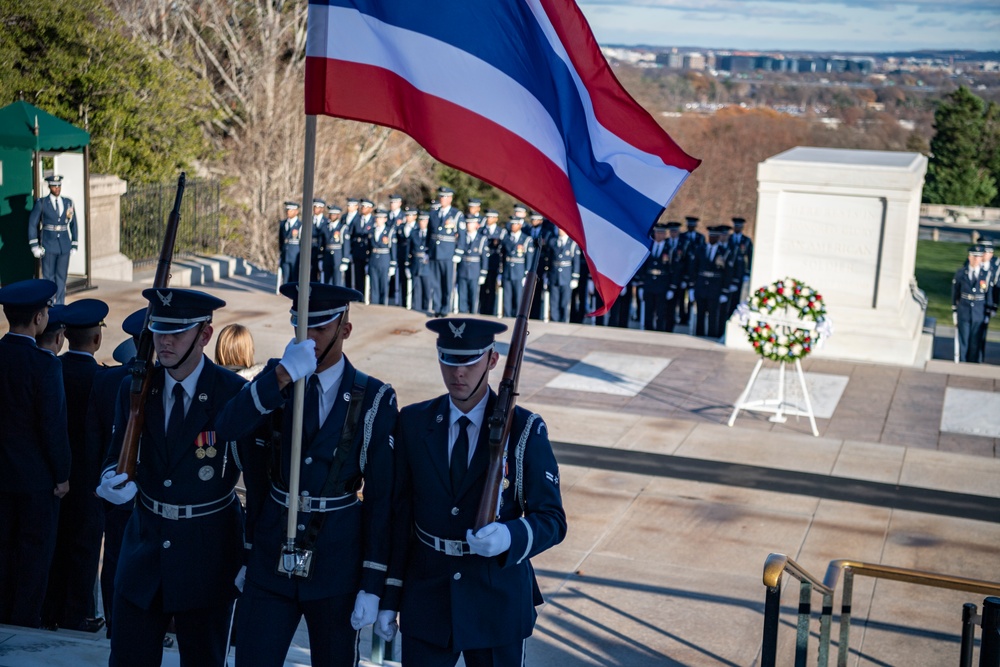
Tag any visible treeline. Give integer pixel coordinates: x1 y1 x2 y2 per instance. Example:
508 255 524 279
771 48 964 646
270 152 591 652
3 0 988 270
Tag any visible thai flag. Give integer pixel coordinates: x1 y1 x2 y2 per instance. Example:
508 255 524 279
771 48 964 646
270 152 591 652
305 0 700 314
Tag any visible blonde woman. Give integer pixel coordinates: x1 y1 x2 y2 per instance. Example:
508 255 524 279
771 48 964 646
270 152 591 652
215 324 265 380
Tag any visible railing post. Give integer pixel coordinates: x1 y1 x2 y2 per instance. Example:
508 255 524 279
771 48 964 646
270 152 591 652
961 602 978 667
982 597 1000 667
762 581 782 667
837 569 853 667
817 590 832 667
796 580 812 667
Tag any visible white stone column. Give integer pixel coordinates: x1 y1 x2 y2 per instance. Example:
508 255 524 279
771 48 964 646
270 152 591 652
88 174 132 281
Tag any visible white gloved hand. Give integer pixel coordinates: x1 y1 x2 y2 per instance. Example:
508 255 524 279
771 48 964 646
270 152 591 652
279 338 317 383
31 245 44 258
389 267 396 278
466 522 511 557
570 279 578 290
405 268 412 280
667 290 674 300
953 311 958 326
719 295 728 303
234 565 246 593
688 288 695 301
478 275 486 285
70 247 78 256
340 260 350 272
350 591 380 630
521 278 526 287
587 279 594 296
453 254 462 264
96 470 137 505
374 610 398 642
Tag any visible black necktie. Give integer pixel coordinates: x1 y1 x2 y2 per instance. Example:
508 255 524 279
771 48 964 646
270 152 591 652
450 416 471 493
303 375 321 443
167 383 186 443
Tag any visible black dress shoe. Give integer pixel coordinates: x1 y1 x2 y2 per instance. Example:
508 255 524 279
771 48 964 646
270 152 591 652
74 617 106 633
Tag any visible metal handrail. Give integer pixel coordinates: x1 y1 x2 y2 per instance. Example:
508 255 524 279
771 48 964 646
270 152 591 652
761 553 835 667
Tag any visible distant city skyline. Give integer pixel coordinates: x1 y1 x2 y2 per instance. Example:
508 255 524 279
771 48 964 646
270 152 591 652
578 0 1000 53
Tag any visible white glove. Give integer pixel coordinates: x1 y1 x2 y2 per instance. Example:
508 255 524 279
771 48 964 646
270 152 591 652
70 247 78 256
389 267 396 278
96 470 137 505
466 522 511 557
452 255 462 264
688 288 695 301
719 295 728 303
374 610 398 642
234 565 246 593
340 259 350 272
521 278 526 287
570 279 578 290
405 268 412 280
31 245 44 258
953 311 958 325
478 275 486 286
279 338 317 382
667 290 674 300
587 279 594 296
350 591 380 630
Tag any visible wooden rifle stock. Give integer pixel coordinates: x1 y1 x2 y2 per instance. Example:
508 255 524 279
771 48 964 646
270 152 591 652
116 173 186 479
474 243 541 530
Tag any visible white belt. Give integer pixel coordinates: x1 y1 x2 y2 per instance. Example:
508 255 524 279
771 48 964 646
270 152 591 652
270 485 359 513
415 523 471 556
140 490 235 520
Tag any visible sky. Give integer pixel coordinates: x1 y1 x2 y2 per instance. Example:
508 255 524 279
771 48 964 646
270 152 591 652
577 0 1000 53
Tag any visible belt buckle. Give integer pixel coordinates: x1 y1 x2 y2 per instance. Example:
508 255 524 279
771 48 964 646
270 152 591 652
162 503 179 520
298 496 312 513
444 539 464 556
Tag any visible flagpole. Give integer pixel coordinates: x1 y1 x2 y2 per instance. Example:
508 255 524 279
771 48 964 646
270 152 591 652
284 114 318 567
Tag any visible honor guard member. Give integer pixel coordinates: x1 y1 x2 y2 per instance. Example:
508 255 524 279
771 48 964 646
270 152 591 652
367 209 396 306
527 213 556 320
546 228 580 323
36 303 67 355
379 318 567 666
639 222 674 332
28 176 77 305
323 205 351 288
430 187 465 317
43 299 110 633
395 208 418 308
501 218 535 318
214 283 398 667
729 217 753 286
692 226 740 339
409 212 435 314
96 288 249 666
455 216 490 314
310 199 328 282
387 194 405 227
279 202 303 285
952 245 993 364
0 279 70 629
480 210 505 316
386 196 405 304
466 198 482 221
340 198 361 290
90 308 145 639
347 199 375 296
679 216 705 327
662 222 688 331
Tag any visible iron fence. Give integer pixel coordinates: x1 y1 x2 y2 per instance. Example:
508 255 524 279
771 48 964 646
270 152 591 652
121 178 221 266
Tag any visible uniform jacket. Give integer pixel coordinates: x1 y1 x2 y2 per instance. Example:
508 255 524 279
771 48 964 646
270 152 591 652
322 218 351 267
729 233 753 277
501 233 536 284
692 243 740 299
0 334 71 492
215 356 397 601
60 352 104 492
430 208 464 261
483 224 507 277
455 231 490 282
408 230 433 278
641 239 687 295
278 217 302 266
103 358 249 613
28 195 77 254
546 237 581 288
350 214 374 262
385 393 566 651
952 265 993 320
367 224 397 273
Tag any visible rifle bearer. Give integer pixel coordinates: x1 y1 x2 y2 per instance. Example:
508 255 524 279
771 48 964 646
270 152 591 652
381 317 567 666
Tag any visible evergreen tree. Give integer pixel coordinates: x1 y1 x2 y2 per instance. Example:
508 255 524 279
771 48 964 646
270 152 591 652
983 101 1000 208
0 0 214 182
923 86 997 206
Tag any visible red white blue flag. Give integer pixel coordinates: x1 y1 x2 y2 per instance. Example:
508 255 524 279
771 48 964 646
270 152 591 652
305 0 700 314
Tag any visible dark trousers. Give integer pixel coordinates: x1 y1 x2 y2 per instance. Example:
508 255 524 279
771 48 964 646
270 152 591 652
42 489 104 628
0 491 59 627
550 285 572 323
695 297 726 338
413 273 432 313
369 266 390 305
666 291 681 332
279 259 298 287
529 281 544 320
680 287 695 325
643 292 669 332
236 581 358 667
402 633 525 667
479 273 499 316
110 591 234 667
502 277 524 317
351 256 368 295
397 267 410 307
431 260 455 316
457 278 479 314
957 312 988 363
101 503 133 637
324 256 347 287
41 249 71 305
570 280 589 323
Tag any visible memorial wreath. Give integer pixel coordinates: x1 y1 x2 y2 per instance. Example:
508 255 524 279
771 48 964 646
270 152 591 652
736 278 832 363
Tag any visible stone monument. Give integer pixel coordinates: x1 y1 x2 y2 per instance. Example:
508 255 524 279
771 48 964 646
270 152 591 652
88 174 132 282
725 147 930 366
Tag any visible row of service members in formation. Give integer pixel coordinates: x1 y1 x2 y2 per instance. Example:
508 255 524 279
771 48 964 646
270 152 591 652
952 241 1000 363
0 277 566 667
279 187 753 337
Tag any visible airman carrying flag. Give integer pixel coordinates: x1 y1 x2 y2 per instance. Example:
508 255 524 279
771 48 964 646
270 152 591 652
304 0 700 314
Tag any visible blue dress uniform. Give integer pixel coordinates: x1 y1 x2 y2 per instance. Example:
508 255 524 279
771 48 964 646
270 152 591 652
395 210 417 308
728 217 753 287
99 289 249 667
429 190 465 318
409 218 434 314
527 216 557 320
309 200 328 283
42 299 110 632
349 203 375 295
952 249 993 364
322 207 351 288
384 319 566 666
693 227 741 339
546 234 580 323
278 203 303 284
28 176 77 305
639 225 675 332
367 211 396 306
455 224 490 314
215 283 397 667
0 279 70 629
501 226 536 317
679 216 705 326
479 213 506 316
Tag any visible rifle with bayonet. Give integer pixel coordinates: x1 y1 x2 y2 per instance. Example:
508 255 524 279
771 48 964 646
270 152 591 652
474 241 540 530
116 173 186 479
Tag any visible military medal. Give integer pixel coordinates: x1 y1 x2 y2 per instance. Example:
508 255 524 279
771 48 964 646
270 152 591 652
195 448 207 459
195 430 217 460
502 478 510 490
198 465 214 481
205 446 217 458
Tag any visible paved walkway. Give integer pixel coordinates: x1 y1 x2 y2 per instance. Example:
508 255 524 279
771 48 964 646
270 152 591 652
2 267 998 666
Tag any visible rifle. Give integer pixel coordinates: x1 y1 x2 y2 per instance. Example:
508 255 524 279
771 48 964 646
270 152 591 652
474 242 540 531
116 173 186 479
